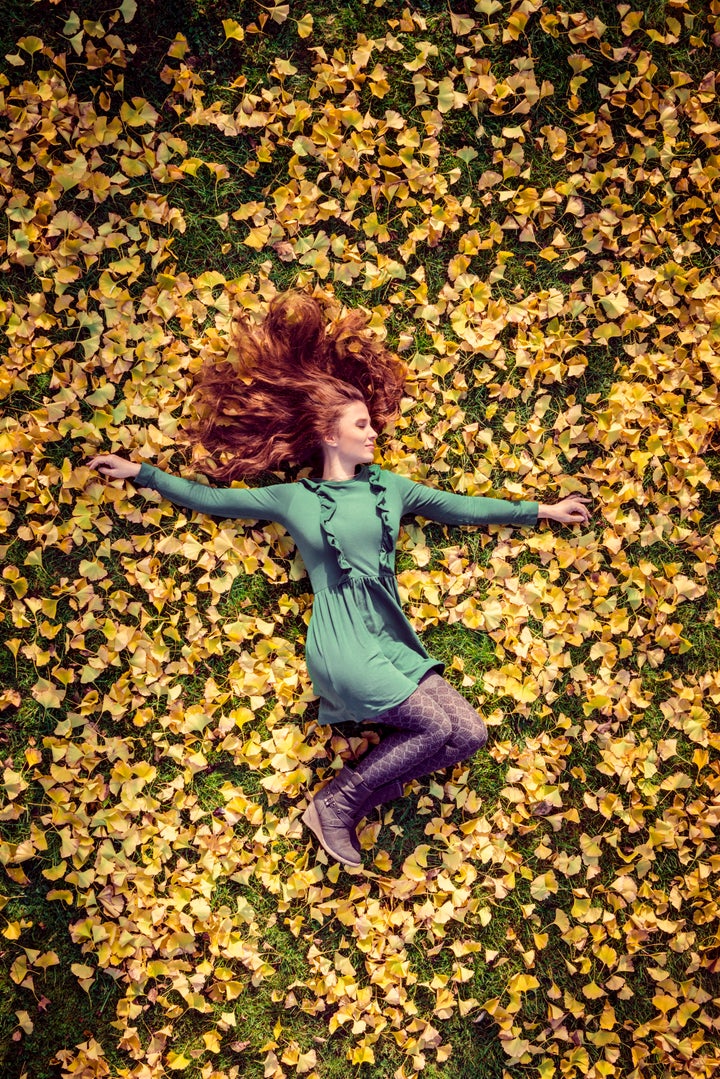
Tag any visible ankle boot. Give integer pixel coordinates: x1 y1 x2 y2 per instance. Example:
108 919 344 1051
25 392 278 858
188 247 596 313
346 776 406 857
351 777 404 829
302 766 374 867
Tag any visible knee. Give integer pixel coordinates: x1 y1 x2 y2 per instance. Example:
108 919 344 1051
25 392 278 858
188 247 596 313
471 719 488 753
422 710 453 753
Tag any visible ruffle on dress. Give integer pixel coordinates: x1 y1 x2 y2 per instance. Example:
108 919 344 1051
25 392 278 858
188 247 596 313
367 464 395 572
298 464 395 580
304 482 354 576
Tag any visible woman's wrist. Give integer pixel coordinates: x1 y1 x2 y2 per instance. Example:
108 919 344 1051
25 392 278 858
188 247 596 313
537 504 555 521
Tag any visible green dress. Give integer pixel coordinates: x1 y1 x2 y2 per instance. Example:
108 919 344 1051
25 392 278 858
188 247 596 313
134 461 538 724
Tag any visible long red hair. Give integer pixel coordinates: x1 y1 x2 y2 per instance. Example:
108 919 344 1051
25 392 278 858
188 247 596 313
183 289 408 482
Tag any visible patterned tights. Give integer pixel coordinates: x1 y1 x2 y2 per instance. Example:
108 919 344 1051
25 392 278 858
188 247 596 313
352 671 488 790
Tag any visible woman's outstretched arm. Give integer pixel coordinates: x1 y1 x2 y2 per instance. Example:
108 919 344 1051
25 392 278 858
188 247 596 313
87 454 292 524
390 469 590 528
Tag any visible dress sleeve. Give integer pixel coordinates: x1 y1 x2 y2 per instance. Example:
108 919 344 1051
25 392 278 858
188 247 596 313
133 462 291 524
392 470 538 528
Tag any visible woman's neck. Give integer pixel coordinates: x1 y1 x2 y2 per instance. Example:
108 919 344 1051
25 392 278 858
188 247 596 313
320 465 360 481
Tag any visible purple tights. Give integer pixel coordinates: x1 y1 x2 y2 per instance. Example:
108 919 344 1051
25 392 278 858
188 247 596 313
352 671 488 790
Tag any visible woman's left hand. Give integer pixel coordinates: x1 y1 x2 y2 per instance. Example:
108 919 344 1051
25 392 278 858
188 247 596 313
538 496 591 524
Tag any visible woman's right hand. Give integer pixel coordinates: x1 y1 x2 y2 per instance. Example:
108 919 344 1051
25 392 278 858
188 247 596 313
86 454 141 479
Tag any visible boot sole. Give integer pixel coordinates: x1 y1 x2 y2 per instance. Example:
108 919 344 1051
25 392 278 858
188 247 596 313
301 800 362 867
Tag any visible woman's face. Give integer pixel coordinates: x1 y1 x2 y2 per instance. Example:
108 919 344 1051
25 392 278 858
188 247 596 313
325 401 379 465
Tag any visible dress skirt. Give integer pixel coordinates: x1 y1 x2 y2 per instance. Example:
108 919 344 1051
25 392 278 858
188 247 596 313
305 571 445 725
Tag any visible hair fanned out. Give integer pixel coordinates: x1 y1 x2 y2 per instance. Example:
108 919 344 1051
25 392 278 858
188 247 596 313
183 289 408 482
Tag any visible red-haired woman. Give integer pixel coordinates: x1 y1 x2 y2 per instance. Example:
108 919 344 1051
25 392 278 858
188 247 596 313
88 290 590 867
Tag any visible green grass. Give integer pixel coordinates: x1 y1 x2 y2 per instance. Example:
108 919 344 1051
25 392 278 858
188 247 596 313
0 882 124 1079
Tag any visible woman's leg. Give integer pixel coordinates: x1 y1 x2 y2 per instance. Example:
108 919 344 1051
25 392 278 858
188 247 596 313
303 676 487 864
302 681 452 865
352 673 487 820
392 671 488 780
351 681 454 788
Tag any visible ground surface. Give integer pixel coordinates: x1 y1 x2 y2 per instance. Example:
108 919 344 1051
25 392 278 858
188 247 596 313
1 1 720 1078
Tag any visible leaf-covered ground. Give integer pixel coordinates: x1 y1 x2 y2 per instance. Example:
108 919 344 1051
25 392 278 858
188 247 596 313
2 0 720 1076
